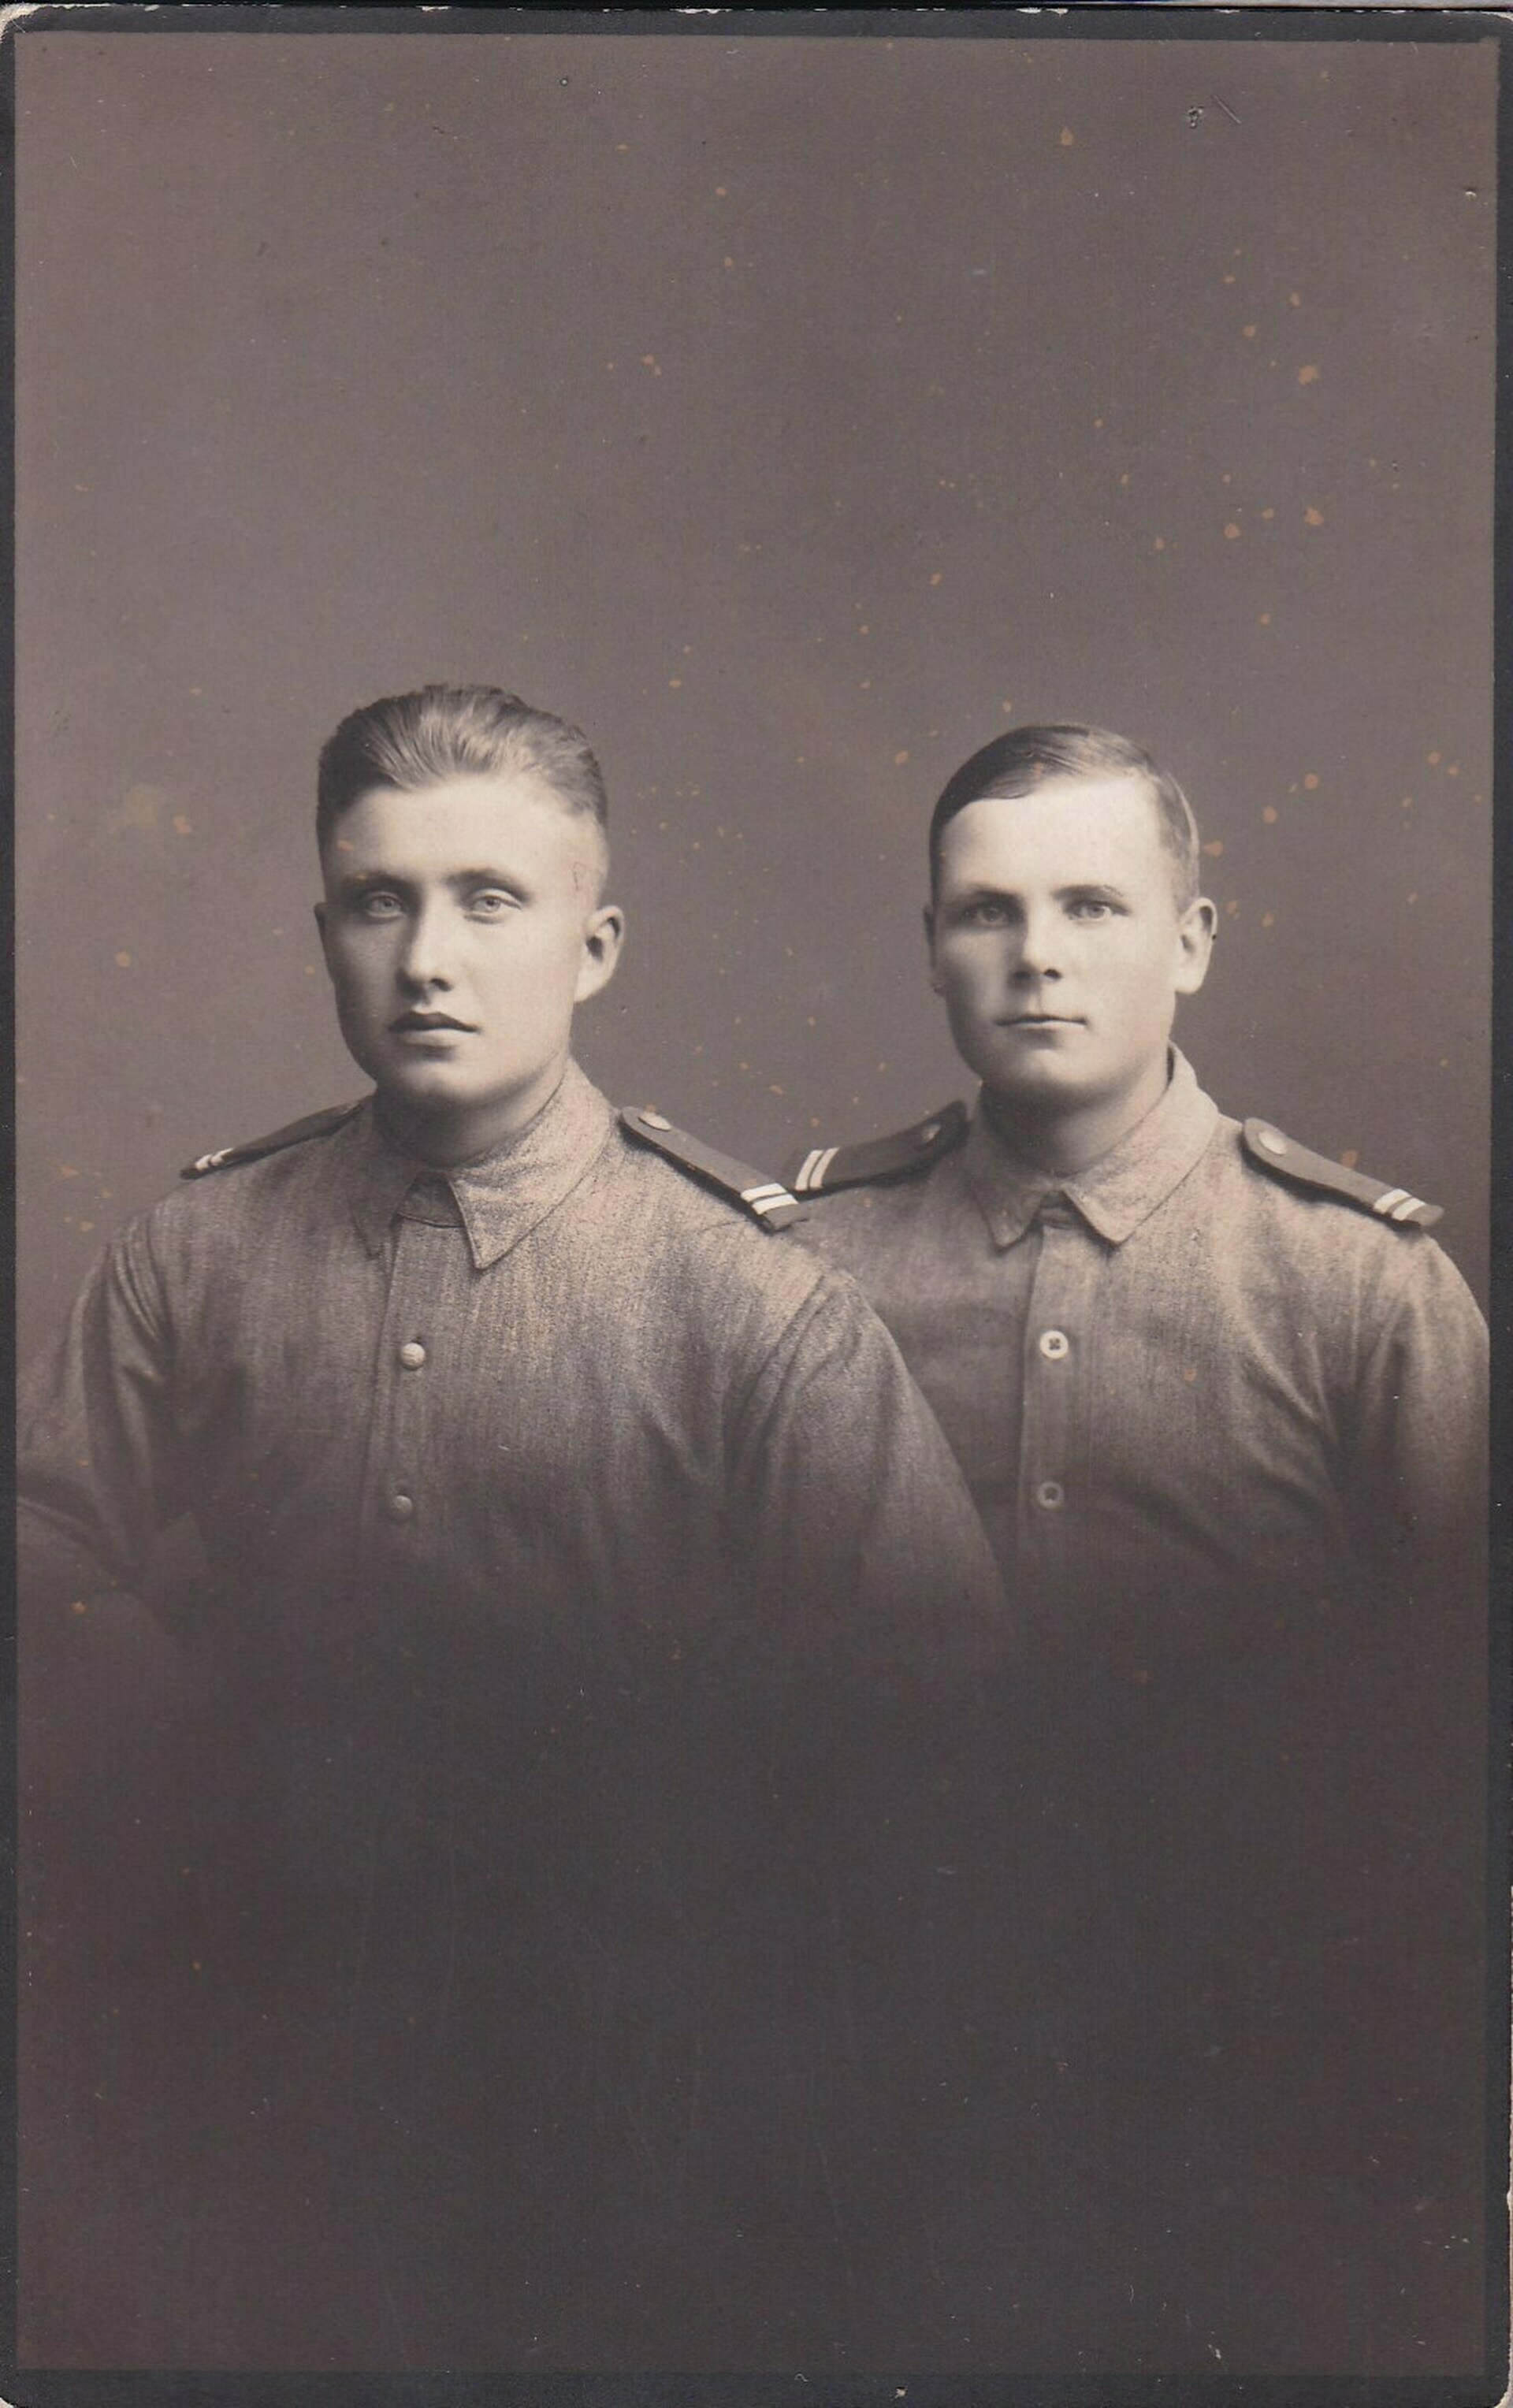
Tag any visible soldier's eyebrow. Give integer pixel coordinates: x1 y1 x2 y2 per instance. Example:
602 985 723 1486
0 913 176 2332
1056 880 1132 904
443 867 530 891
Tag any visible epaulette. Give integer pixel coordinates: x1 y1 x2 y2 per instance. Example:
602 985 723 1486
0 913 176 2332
619 1106 803 1230
1241 1118 1442 1230
783 1101 969 1198
180 1100 366 1180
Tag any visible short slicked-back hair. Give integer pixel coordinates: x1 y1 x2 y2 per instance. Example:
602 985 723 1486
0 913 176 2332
928 723 1202 907
317 684 610 857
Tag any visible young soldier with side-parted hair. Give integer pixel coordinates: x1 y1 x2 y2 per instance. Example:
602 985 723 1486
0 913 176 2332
783 723 1489 2374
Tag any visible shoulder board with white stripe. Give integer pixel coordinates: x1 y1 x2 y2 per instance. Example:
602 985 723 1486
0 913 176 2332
1241 1118 1442 1230
619 1107 803 1230
180 1100 366 1180
783 1102 969 1198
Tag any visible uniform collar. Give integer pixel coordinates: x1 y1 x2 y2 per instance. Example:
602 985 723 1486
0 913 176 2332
345 1058 615 1269
963 1048 1219 1250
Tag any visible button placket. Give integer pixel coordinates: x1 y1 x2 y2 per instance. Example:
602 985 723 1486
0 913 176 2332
1015 1211 1092 1574
359 1219 448 1546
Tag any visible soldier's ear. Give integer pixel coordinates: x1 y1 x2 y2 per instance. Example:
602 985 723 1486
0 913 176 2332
1173 895 1217 996
575 903 625 1003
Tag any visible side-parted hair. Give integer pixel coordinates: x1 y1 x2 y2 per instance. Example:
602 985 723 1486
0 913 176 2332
317 685 610 856
929 724 1202 907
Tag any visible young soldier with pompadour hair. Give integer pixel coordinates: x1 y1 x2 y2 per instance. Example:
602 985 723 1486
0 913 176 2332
18 684 1010 2373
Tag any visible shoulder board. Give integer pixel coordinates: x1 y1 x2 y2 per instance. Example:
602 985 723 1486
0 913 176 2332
180 1100 366 1181
1241 1119 1442 1230
619 1107 803 1231
783 1101 968 1198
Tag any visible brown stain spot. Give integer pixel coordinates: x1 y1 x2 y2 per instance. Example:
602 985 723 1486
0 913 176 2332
1407 892 1418 905
1242 325 1258 340
1059 128 1075 147
1203 840 1224 857
894 751 909 767
1182 1367 1199 1384
1297 365 1320 386
69 1600 87 1616
723 257 734 270
1447 764 1460 779
1289 292 1302 307
1002 700 1015 714
1340 1149 1360 1170
1304 507 1325 528
715 185 728 197
929 571 942 587
1303 773 1320 792
1222 273 1236 287
173 814 193 836
1153 535 1166 552
1094 417 1104 429
1401 796 1414 810
1262 806 1278 824
1225 899 1240 916
668 678 682 689
1261 912 1275 928
1119 472 1130 488
768 1085 784 1098
114 951 132 968
1224 522 1241 541
1258 611 1272 626
1261 507 1275 521
1426 750 1441 767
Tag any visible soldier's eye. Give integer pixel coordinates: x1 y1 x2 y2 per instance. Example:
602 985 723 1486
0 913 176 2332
467 890 515 918
358 890 403 920
1067 898 1115 922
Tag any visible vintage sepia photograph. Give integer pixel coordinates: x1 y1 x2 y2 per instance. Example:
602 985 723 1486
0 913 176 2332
9 9 1504 2397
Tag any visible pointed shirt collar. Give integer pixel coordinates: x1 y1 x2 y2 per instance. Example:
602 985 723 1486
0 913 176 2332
345 1058 615 1269
962 1048 1220 1250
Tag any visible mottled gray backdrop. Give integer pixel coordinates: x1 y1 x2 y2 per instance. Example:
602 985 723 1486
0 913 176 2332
17 18 1496 1361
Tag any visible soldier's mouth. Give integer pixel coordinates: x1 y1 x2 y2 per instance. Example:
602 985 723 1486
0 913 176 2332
391 1013 476 1034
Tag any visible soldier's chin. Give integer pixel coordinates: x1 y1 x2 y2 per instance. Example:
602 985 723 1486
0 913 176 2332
980 1056 1085 1107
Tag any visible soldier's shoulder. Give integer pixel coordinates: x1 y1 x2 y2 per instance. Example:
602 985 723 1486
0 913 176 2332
616 1105 807 1233
780 1102 969 1198
1230 1115 1443 1232
179 1099 367 1183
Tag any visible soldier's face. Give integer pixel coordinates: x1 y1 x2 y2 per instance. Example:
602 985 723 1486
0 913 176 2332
927 774 1214 1131
316 772 622 1158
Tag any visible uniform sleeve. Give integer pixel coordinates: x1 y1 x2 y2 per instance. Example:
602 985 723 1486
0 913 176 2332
1344 1233 1488 1616
17 1211 191 1611
731 1259 1008 1638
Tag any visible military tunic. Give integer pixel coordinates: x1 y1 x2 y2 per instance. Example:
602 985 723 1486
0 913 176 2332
788 1050 1490 2373
18 1061 1006 2370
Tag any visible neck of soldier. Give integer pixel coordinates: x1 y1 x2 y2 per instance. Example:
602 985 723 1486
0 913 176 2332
376 1054 572 1169
980 1050 1170 1178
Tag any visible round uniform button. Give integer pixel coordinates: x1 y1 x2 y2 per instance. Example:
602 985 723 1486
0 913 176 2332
388 1492 415 1522
1038 1328 1070 1362
1035 1478 1066 1511
398 1341 427 1369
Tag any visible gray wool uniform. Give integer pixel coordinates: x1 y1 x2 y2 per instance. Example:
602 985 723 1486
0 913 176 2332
786 1047 1485 1637
783 1046 1489 2375
18 1059 1009 2373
